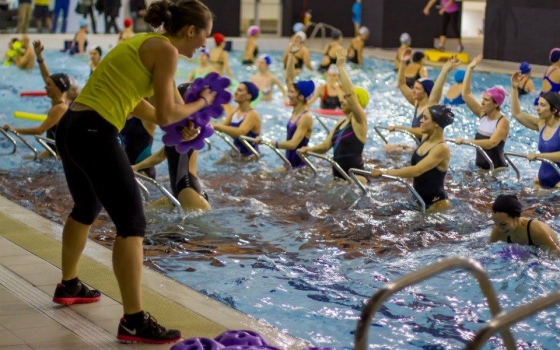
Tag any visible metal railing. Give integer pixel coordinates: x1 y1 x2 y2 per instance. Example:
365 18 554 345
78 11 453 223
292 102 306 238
307 22 342 48
134 172 183 214
445 139 495 172
504 151 560 182
296 150 318 176
213 131 240 156
314 115 331 133
348 168 426 213
237 135 261 158
354 257 516 350
296 150 353 183
204 138 212 150
134 178 151 202
373 125 420 146
465 290 560 349
0 128 17 154
8 130 38 159
241 136 291 170
34 135 57 158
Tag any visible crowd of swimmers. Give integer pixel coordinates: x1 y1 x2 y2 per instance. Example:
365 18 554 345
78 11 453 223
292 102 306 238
1 0 560 345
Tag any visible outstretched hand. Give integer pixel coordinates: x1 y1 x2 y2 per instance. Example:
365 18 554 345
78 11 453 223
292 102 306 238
32 40 43 56
443 55 461 71
468 54 483 70
335 48 347 66
401 47 412 62
511 71 522 89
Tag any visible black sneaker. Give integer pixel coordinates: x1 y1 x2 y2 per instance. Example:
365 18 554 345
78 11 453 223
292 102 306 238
117 312 182 344
53 280 101 305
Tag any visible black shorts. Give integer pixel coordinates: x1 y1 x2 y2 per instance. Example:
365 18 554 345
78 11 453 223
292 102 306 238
33 5 50 20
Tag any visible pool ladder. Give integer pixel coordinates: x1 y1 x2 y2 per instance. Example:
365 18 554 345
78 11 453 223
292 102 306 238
354 257 560 350
0 129 57 160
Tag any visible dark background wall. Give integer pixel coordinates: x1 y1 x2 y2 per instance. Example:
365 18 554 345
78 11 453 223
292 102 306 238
200 0 241 37
282 0 461 49
483 0 560 65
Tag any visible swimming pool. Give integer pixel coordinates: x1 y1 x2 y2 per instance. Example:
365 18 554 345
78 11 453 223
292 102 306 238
1 48 559 349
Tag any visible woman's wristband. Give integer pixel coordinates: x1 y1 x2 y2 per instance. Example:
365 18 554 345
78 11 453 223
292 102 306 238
37 58 44 64
275 141 279 148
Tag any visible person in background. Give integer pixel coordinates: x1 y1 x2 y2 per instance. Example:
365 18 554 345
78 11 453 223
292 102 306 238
242 25 260 65
423 0 463 52
443 68 465 105
249 54 287 102
68 18 89 56
307 64 343 110
394 33 411 71
34 0 52 34
52 0 70 33
346 26 369 66
129 0 147 32
534 49 560 105
80 0 97 34
120 115 156 179
318 29 344 73
209 33 233 77
490 194 560 253
516 62 535 96
118 18 135 44
405 52 428 89
88 46 102 75
351 0 362 37
186 49 216 81
281 31 313 73
3 38 22 66
104 0 121 34
17 0 32 34
15 35 34 70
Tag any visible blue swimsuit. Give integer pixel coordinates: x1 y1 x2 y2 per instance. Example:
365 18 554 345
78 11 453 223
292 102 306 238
537 125 560 188
443 94 465 105
535 67 560 105
285 111 309 168
231 110 259 156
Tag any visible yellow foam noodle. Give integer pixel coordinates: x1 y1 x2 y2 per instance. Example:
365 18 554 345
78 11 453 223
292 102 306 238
14 111 47 122
424 50 469 64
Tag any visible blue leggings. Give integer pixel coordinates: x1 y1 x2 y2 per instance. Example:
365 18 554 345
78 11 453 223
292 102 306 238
51 0 70 33
55 109 146 237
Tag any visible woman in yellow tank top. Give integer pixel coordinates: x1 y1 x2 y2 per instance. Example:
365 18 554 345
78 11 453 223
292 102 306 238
52 0 216 345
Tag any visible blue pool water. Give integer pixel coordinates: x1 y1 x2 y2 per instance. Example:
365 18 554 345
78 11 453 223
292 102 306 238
1 48 559 349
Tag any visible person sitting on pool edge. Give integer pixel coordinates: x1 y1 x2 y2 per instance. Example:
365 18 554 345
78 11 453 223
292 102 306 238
490 194 560 253
211 81 262 158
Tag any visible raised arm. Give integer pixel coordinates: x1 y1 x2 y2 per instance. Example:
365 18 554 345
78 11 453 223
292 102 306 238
303 48 313 71
336 48 366 126
285 40 302 87
510 71 540 131
222 51 233 78
397 48 415 105
423 0 438 15
462 54 484 117
428 55 461 106
33 41 50 83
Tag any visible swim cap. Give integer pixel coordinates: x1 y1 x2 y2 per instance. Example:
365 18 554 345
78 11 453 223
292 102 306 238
123 18 132 28
428 105 454 129
259 54 272 66
292 22 304 33
50 73 70 93
294 80 315 99
541 92 560 112
247 25 260 37
492 194 522 218
400 32 411 44
549 48 560 63
331 29 342 40
79 18 88 28
519 61 531 74
213 33 225 46
327 64 339 75
295 31 307 42
358 26 370 36
241 81 259 101
454 69 466 83
199 48 210 57
412 51 425 63
485 87 506 106
418 78 434 96
354 87 369 108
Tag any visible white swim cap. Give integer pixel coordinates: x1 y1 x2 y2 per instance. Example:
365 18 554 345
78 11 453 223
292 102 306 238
358 26 369 36
400 32 411 44
327 64 339 75
295 31 307 42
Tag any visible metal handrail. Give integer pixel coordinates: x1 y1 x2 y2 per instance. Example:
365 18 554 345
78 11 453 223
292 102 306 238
134 172 184 214
237 135 261 158
303 151 353 183
213 131 240 155
8 130 38 160
241 136 291 170
504 151 560 182
348 168 426 213
465 291 560 350
296 150 318 176
314 115 331 133
34 135 57 159
204 138 211 150
445 139 495 172
307 22 341 48
134 178 150 202
0 128 17 154
373 125 420 146
354 257 516 350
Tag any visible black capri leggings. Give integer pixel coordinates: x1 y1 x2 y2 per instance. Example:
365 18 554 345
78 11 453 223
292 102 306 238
441 11 460 38
55 109 146 237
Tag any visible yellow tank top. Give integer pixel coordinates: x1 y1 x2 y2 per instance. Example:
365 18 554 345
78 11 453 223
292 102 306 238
75 33 169 131
34 0 49 6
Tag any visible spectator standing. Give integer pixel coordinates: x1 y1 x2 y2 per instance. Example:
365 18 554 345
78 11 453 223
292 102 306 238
104 0 121 34
34 0 52 33
129 0 147 32
17 0 32 34
52 0 71 33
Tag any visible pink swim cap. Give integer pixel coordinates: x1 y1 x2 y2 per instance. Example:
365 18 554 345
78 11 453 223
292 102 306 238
484 87 506 106
247 25 260 37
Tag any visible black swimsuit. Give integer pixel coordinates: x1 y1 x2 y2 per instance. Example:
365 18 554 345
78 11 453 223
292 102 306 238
507 219 536 245
411 141 448 208
405 67 422 88
165 147 204 199
318 44 337 72
331 120 364 179
119 117 156 179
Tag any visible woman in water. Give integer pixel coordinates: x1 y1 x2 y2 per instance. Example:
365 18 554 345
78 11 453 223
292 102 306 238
88 45 102 75
249 54 287 102
404 51 428 88
454 54 510 170
242 25 259 65
443 68 465 105
307 64 343 110
535 48 560 105
186 48 216 81
52 0 215 344
510 71 560 189
209 33 233 77
68 18 88 55
346 26 369 66
490 194 560 253
281 30 313 73
317 29 344 73
516 61 535 96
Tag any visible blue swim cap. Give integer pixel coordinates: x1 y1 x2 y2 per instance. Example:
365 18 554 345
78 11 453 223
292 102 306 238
294 80 315 99
79 18 88 28
259 54 272 66
292 22 304 33
519 61 531 74
241 81 259 101
454 69 466 83
418 78 434 96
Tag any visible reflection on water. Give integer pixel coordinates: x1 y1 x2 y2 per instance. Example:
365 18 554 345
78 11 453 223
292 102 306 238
1 50 560 349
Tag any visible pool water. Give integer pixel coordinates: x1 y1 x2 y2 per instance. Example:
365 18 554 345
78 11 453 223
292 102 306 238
1 48 559 349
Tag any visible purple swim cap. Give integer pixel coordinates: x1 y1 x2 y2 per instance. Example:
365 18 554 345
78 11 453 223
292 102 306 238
485 87 506 106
